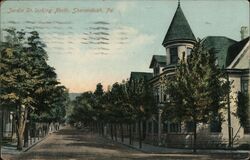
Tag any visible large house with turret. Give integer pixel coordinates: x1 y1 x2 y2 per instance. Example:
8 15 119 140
130 1 249 148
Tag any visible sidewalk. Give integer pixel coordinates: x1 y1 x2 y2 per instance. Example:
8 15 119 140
1 135 50 160
107 136 250 159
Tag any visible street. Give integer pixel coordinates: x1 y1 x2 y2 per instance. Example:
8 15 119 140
4 126 248 160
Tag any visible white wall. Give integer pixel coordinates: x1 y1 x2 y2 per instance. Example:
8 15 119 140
165 43 194 65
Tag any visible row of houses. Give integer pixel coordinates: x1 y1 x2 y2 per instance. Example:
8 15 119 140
129 2 249 148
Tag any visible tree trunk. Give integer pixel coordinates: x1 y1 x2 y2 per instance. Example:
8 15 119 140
110 124 113 140
129 123 132 145
120 123 124 143
24 121 29 147
193 121 197 153
99 123 101 135
114 124 117 141
139 120 142 148
17 106 28 150
91 122 93 133
17 133 24 150
97 123 99 135
101 122 104 136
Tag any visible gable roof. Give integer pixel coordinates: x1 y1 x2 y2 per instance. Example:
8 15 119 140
162 4 196 46
130 72 153 82
149 55 166 68
226 37 249 67
202 36 237 68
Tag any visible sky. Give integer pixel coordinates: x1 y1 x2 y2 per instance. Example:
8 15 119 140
0 0 249 93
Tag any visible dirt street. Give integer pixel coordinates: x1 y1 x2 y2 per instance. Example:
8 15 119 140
5 126 246 160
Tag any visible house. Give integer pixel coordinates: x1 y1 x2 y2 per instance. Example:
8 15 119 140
129 72 153 82
129 1 249 148
0 109 15 141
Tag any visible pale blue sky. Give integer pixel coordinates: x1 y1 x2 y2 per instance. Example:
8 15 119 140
0 0 249 92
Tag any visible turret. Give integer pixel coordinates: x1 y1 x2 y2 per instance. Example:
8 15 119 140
162 1 196 65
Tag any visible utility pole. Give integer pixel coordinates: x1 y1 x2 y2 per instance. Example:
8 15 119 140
227 73 232 148
0 110 3 160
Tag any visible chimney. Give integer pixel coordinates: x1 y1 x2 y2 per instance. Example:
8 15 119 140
240 26 248 40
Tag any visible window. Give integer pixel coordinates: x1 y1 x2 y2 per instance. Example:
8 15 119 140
215 58 219 66
170 47 178 64
241 80 249 94
148 121 152 132
154 88 160 103
156 95 159 103
241 80 250 133
186 48 192 56
163 121 168 133
163 94 167 102
244 120 250 134
154 66 160 75
210 115 222 133
170 122 181 133
186 121 194 132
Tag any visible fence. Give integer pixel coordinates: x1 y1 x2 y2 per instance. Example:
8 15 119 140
83 121 231 149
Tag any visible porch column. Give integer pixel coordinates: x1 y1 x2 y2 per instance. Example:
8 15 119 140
151 119 154 141
158 108 163 146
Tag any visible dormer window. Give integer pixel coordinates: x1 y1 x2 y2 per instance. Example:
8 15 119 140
154 66 160 75
170 47 178 64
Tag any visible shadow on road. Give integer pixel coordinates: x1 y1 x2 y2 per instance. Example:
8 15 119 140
11 127 248 160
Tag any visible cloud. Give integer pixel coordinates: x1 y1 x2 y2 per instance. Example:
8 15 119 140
105 26 155 57
43 25 155 66
115 1 136 13
42 25 155 92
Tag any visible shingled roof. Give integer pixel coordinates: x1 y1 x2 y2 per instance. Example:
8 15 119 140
162 3 196 46
149 55 166 68
130 72 153 81
226 37 249 67
202 36 237 68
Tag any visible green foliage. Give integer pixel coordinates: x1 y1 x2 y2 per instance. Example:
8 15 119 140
69 79 156 125
236 92 249 128
0 28 69 150
164 39 230 124
94 83 104 97
163 39 230 152
105 82 136 123
69 92 96 123
127 78 157 120
0 28 68 120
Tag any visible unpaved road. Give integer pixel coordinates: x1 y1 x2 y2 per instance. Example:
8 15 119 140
4 126 248 160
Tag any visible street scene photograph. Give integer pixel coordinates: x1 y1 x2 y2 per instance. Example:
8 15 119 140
0 0 249 159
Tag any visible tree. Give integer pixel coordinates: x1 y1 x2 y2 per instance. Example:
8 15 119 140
126 78 156 148
0 29 42 150
236 92 249 128
0 28 67 150
33 86 69 123
93 83 105 135
164 39 230 152
70 92 95 125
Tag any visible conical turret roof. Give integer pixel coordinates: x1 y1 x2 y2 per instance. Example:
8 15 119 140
162 3 196 46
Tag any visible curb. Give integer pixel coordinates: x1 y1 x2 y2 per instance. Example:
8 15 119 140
23 130 61 152
23 134 50 152
112 139 148 153
104 136 250 157
103 137 153 154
